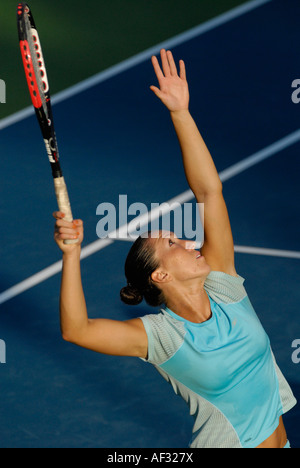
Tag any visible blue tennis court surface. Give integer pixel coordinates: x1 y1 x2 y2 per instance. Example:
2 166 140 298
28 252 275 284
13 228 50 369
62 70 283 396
0 0 299 448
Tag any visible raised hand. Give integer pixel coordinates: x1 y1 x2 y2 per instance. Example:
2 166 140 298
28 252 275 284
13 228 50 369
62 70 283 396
150 49 190 112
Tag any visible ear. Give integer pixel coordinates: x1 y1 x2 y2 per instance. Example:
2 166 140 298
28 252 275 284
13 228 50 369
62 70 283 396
151 269 172 284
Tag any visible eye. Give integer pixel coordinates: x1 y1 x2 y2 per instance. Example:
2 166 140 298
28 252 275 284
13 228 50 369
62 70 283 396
169 239 175 247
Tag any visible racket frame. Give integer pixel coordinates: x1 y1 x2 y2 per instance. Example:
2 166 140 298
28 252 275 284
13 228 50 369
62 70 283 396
17 3 77 244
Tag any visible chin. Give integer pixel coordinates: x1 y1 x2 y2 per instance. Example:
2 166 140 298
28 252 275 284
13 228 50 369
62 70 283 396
202 259 212 276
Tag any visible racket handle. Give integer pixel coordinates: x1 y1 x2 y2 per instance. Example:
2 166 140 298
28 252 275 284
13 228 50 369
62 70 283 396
54 177 79 245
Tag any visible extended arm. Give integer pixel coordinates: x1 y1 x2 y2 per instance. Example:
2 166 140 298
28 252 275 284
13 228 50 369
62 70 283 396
151 50 236 275
54 212 148 357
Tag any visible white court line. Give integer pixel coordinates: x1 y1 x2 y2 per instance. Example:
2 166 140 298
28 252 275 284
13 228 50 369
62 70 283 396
0 239 114 306
0 0 289 306
108 237 300 259
0 0 272 131
117 237 300 259
83 126 300 245
0 128 299 306
234 246 300 259
219 130 300 182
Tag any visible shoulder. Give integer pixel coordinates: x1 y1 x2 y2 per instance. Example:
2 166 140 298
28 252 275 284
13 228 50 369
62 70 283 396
204 271 247 304
140 310 186 341
139 311 186 365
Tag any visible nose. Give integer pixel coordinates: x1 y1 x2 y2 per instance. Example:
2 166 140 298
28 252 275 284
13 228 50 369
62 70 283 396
184 241 196 250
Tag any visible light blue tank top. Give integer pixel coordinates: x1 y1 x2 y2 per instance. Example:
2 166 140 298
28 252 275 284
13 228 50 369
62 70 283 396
140 271 296 448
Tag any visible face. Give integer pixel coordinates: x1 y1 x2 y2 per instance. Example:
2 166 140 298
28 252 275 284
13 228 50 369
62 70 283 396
149 231 211 285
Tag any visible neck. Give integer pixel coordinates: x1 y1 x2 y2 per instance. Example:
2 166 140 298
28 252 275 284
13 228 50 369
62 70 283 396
164 280 211 324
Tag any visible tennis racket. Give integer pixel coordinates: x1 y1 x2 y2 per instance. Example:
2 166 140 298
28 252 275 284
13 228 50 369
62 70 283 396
17 2 78 244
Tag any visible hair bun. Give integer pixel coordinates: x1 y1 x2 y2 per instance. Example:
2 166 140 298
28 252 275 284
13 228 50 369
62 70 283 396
120 284 143 306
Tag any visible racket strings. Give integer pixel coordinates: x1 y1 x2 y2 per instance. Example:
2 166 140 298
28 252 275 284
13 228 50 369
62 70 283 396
24 13 48 119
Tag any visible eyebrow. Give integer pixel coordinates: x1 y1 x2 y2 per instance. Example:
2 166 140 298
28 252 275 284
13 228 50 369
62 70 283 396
161 232 177 239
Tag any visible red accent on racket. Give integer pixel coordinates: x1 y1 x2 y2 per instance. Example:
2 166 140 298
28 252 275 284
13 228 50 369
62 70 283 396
17 2 78 244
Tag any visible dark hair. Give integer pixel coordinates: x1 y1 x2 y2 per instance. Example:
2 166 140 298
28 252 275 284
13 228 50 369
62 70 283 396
120 235 165 307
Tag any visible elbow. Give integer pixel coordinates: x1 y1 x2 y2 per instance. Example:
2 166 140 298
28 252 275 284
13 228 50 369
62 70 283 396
195 181 223 201
62 332 72 343
61 325 87 346
61 329 79 344
61 331 75 344
209 178 223 194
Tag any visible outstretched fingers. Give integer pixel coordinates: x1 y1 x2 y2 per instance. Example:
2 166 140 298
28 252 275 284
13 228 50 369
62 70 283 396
149 85 162 99
150 49 189 111
152 50 185 81
166 50 178 76
179 59 187 81
160 49 171 77
151 55 164 81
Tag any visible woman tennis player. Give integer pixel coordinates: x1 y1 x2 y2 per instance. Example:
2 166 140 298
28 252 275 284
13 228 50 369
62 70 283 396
53 50 296 448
